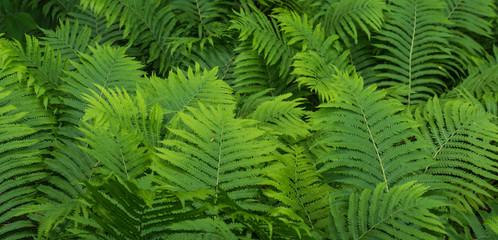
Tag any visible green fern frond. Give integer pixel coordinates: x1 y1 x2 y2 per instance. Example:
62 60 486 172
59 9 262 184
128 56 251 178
58 44 145 128
416 97 498 211
170 0 233 38
310 72 433 190
83 86 164 148
143 63 234 127
232 40 285 96
445 46 498 114
74 175 237 239
41 19 96 67
329 181 446 240
323 0 386 45
443 0 496 59
154 103 277 212
0 35 66 101
66 7 123 45
230 4 295 78
374 0 452 106
250 93 310 140
275 10 351 102
0 51 56 238
80 0 180 74
264 145 332 233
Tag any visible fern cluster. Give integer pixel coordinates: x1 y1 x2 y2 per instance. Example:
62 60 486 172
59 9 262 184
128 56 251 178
0 0 497 239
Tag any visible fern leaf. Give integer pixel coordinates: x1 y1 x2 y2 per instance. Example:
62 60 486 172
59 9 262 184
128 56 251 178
264 145 332 233
154 103 277 212
41 19 95 68
81 0 180 74
75 175 237 239
58 44 145 128
143 63 234 127
416 97 498 211
250 93 311 140
323 0 386 45
329 181 446 240
230 4 295 78
374 0 452 106
310 72 432 190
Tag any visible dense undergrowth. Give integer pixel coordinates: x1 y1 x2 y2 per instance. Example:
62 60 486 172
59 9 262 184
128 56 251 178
0 0 497 239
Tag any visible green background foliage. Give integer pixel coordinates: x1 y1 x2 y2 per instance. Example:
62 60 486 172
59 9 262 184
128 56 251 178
0 0 497 239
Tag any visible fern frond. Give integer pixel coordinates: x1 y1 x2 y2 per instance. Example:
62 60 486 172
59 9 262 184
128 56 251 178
416 97 498 211
0 35 66 102
310 72 433 190
232 40 285 96
170 0 233 38
154 103 277 212
445 46 498 114
329 181 446 240
41 19 96 67
75 175 237 239
230 4 295 78
80 0 180 74
374 0 452 106
443 0 497 60
275 10 351 102
250 93 310 140
66 7 123 45
58 44 145 128
264 145 332 233
0 48 56 238
143 63 234 126
323 0 386 45
83 86 164 148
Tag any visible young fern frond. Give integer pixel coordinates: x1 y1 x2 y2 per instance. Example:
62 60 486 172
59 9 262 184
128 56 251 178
154 104 277 212
311 72 433 191
322 0 386 46
416 97 498 211
374 0 452 106
329 182 447 240
264 146 332 234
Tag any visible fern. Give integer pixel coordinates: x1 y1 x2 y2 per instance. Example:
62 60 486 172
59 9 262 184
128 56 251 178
154 103 277 212
443 0 497 61
374 0 453 106
322 0 386 46
58 44 145 129
264 146 332 234
311 72 433 190
80 0 181 74
416 97 498 211
0 41 56 239
329 181 447 240
231 4 295 78
142 64 234 127
72 175 237 239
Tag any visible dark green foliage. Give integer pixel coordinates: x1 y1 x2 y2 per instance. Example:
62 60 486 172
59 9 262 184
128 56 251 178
0 0 497 239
